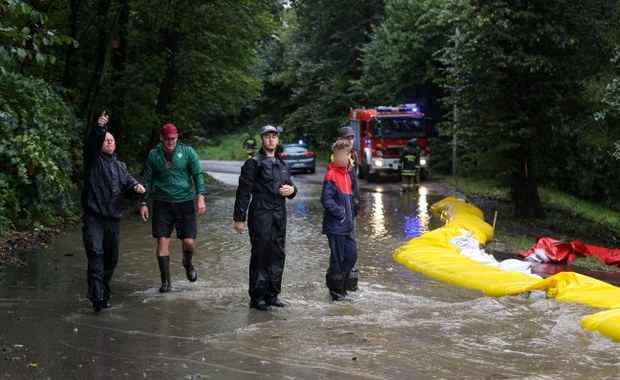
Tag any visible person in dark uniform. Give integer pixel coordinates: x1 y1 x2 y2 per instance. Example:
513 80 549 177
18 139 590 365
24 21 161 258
242 133 257 159
233 125 298 311
82 112 145 312
400 138 421 192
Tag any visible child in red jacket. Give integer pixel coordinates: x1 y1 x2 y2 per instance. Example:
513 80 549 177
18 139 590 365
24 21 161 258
321 140 358 301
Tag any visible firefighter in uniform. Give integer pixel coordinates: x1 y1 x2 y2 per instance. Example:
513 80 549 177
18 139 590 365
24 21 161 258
243 133 257 159
233 125 298 311
400 138 421 192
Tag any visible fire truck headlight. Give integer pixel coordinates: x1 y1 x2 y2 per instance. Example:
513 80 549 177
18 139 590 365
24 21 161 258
420 159 427 166
373 158 384 167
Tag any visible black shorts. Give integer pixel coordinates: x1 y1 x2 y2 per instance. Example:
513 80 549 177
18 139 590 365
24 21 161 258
152 200 197 239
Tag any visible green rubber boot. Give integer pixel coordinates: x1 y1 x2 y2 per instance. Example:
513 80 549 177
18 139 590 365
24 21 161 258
182 251 198 282
157 256 171 293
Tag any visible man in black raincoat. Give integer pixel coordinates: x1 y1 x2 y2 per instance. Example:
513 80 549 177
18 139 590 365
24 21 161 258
233 125 297 311
82 112 145 312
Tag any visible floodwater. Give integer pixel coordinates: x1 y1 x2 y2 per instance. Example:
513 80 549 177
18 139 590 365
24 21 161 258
1 170 620 379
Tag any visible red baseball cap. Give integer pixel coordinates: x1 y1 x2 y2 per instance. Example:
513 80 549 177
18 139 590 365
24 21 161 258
161 123 178 138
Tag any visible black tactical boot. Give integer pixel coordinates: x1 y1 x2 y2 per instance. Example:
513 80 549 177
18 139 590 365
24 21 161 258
346 269 359 292
93 300 111 312
182 251 198 282
327 273 347 301
250 298 272 311
266 296 287 307
157 256 171 293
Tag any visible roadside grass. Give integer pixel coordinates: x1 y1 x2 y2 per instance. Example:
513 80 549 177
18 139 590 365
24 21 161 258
196 131 331 165
538 188 619 228
436 174 620 271
487 232 534 253
571 256 620 272
203 172 220 185
435 174 620 230
196 132 251 161
315 150 330 165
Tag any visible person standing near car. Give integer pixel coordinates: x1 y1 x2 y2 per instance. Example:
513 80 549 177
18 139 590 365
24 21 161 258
233 125 297 311
140 123 207 293
82 111 145 312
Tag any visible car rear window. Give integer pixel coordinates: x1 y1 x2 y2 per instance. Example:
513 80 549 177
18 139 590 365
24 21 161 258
284 146 308 154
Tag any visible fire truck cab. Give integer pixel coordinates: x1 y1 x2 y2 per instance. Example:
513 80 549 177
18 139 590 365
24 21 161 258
349 104 432 182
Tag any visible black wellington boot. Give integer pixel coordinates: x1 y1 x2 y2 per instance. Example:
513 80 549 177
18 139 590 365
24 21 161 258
250 298 272 311
157 256 171 293
182 251 198 282
327 273 347 301
346 269 359 292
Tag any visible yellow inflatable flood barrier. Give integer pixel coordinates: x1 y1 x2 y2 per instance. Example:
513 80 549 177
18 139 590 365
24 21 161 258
393 197 620 342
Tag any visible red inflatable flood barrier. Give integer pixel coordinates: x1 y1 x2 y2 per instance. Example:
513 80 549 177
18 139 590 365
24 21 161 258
519 237 620 266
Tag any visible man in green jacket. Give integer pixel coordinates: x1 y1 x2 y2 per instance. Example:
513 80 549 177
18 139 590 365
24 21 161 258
140 123 207 292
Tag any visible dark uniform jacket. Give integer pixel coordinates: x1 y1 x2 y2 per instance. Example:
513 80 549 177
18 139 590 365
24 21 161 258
233 149 297 229
321 162 357 235
81 126 140 219
400 145 421 173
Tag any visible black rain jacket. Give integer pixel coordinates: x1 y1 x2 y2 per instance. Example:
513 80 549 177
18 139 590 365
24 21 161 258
81 125 140 219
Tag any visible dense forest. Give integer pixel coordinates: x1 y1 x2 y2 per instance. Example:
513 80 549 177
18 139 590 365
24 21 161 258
1 0 620 234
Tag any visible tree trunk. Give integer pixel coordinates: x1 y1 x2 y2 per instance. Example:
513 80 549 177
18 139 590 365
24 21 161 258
80 0 113 126
109 0 129 154
61 0 81 90
511 154 545 219
147 27 182 150
155 29 181 116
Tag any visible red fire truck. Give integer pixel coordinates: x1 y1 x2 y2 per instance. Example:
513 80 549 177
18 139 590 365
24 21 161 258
348 104 433 182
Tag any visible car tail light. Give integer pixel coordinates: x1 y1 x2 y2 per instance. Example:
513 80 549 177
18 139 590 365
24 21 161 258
280 153 290 158
305 151 314 157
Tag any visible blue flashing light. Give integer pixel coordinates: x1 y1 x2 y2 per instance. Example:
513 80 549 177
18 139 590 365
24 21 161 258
376 104 421 114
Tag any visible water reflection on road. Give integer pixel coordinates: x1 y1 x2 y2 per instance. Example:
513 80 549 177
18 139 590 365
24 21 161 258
1 175 620 379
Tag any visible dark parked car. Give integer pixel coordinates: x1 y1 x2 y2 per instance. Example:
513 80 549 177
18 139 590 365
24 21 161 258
280 144 316 174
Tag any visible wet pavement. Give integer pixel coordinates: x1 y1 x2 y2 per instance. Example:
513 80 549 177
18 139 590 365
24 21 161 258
1 161 620 379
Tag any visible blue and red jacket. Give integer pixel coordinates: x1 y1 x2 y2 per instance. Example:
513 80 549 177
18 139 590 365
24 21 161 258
321 162 357 235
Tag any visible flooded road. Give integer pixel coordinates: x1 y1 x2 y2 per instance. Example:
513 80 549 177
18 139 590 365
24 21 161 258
1 163 620 379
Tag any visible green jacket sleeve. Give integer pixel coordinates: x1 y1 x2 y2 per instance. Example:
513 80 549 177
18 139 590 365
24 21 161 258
189 147 206 196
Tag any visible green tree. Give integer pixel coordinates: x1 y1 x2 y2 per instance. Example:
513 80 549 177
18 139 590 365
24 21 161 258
443 0 617 218
0 0 82 233
354 0 451 116
0 0 75 73
279 0 384 146
0 72 83 232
